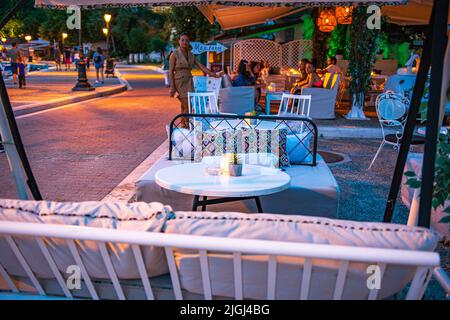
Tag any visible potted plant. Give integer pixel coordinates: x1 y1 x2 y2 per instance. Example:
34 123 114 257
228 153 243 177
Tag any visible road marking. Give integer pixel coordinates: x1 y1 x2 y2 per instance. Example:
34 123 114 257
15 92 127 120
115 68 133 91
102 140 168 202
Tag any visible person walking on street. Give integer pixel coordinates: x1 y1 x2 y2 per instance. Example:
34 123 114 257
54 45 62 71
64 47 71 71
17 56 27 89
72 48 80 65
93 47 105 84
7 42 22 86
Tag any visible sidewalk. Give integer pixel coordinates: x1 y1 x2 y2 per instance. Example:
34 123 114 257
5 66 127 115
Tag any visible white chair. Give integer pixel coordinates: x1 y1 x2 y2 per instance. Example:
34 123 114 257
301 73 340 119
368 91 409 170
188 92 219 114
278 93 312 117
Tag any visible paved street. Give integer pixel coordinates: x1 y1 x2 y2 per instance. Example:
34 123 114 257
6 67 122 109
0 65 179 201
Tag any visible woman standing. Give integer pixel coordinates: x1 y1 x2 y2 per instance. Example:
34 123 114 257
169 33 217 127
93 47 105 84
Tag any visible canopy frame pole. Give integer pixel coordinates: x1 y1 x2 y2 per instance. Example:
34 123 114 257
383 0 449 227
0 0 42 200
417 0 449 228
383 0 435 223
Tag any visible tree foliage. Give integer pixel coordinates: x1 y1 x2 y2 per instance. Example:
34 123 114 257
166 7 219 44
327 24 348 59
347 6 380 99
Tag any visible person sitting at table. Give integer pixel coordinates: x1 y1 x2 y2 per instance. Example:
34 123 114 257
318 56 341 75
291 62 322 93
297 58 309 82
259 60 270 85
232 59 256 87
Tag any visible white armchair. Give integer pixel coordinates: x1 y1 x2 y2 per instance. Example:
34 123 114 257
301 73 340 120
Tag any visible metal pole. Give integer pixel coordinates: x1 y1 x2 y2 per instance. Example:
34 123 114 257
0 0 42 200
0 83 29 199
79 9 82 51
0 73 41 200
417 0 449 228
383 2 435 222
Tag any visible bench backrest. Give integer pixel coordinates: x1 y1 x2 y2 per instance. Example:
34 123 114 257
0 221 439 300
168 113 318 166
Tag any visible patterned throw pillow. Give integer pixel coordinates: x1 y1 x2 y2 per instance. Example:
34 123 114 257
241 127 289 167
194 129 242 162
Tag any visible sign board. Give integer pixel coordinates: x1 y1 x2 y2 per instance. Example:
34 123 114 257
190 42 227 55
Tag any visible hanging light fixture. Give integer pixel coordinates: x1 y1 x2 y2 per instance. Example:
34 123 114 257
336 6 353 24
317 8 337 32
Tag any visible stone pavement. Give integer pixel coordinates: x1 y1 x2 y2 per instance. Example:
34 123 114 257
5 66 124 110
0 65 179 201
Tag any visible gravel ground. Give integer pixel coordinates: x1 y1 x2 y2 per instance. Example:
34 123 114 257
319 137 448 299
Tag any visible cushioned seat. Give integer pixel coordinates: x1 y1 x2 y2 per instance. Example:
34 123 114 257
0 199 440 300
135 154 339 218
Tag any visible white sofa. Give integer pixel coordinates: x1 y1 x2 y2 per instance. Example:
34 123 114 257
0 199 444 300
301 73 340 120
135 153 339 218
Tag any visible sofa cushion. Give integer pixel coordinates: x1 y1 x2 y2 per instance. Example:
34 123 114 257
166 125 194 160
241 127 289 167
0 199 171 279
194 129 242 162
164 211 439 300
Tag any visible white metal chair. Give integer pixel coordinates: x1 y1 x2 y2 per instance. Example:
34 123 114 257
188 92 219 114
0 220 446 300
368 91 409 170
278 93 312 117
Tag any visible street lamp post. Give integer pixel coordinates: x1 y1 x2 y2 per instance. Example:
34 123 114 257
25 35 32 62
104 14 112 56
62 32 68 48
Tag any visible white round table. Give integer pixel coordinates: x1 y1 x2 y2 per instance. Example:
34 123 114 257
155 163 291 212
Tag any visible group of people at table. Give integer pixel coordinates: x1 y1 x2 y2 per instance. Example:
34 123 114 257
168 32 342 127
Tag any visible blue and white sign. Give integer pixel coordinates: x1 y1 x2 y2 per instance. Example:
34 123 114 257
190 42 227 55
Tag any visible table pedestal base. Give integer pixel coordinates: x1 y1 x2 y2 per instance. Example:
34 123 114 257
192 195 263 213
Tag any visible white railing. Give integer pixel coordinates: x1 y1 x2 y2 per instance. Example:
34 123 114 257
0 221 444 300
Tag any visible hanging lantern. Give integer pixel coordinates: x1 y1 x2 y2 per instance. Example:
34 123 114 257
336 6 353 24
317 8 337 32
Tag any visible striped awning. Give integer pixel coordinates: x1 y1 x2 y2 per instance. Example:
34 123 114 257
34 0 446 29
35 0 406 9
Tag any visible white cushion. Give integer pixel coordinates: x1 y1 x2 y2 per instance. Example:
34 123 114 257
164 211 439 300
0 199 171 279
166 125 194 160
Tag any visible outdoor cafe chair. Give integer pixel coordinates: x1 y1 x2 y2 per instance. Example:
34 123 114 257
278 93 312 117
368 91 410 170
188 92 219 114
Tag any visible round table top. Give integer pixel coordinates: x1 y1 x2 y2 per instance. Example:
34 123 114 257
155 163 291 198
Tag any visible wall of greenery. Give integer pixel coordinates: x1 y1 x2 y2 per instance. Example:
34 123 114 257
347 6 380 105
